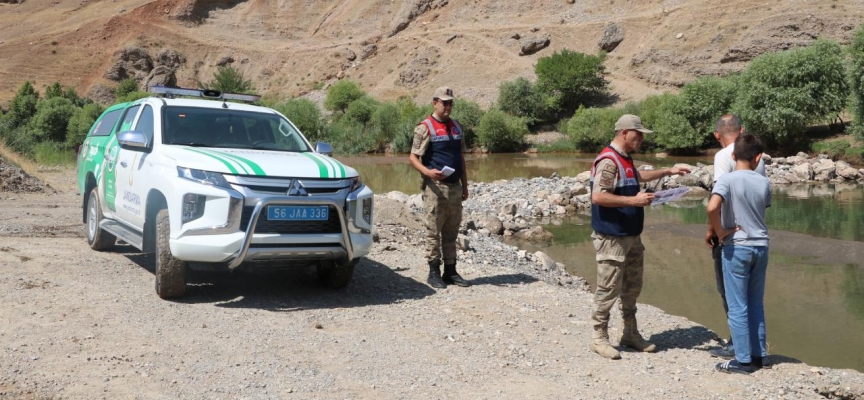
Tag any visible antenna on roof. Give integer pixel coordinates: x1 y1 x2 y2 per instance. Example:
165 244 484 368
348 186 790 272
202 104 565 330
148 86 261 103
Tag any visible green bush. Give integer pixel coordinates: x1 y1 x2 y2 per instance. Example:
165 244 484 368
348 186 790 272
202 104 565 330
677 76 739 142
115 91 150 103
475 109 528 152
534 49 609 116
450 98 485 147
497 77 552 126
565 106 622 152
369 101 402 150
848 24 864 139
324 80 366 113
323 120 377 154
273 98 326 143
2 81 40 130
390 97 432 153
115 78 139 99
343 96 380 127
44 82 65 100
639 94 702 153
29 97 77 143
66 103 105 149
3 125 41 156
733 40 849 145
202 65 255 94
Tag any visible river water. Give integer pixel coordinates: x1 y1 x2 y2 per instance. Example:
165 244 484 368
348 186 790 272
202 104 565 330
338 153 864 372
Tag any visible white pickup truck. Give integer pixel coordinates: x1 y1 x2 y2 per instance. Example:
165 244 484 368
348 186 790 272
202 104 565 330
76 86 374 298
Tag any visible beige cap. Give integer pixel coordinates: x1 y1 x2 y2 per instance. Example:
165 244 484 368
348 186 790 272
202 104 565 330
432 86 455 101
615 114 653 133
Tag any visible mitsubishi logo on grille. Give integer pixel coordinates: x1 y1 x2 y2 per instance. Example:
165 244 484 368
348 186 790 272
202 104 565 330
288 179 308 196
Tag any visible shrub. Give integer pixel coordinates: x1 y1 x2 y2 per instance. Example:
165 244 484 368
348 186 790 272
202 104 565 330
450 98 485 147
115 91 151 103
497 77 551 126
202 65 255 94
475 109 528 152
323 120 377 154
66 103 105 149
324 80 366 113
390 97 432 153
564 106 622 152
343 96 379 127
639 94 702 153
44 82 65 99
33 141 76 166
733 40 849 145
849 24 864 139
677 75 739 143
2 81 40 130
534 49 609 116
273 98 326 143
115 78 139 99
29 97 77 143
369 101 402 150
3 125 41 156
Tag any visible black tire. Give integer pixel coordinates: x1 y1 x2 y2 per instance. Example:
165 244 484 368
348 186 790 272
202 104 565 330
155 209 187 299
317 258 357 289
85 187 116 250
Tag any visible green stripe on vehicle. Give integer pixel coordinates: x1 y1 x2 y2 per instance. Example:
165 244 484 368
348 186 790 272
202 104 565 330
207 150 266 176
313 152 345 178
185 148 240 174
301 153 329 178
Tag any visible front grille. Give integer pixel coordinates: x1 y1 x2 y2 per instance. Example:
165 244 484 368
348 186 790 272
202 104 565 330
240 205 342 234
243 185 342 194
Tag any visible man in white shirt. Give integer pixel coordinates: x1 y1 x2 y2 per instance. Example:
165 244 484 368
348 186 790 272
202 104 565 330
705 114 766 360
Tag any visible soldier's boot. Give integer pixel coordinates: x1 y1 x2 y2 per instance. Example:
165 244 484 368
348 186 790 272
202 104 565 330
443 263 471 287
619 318 657 353
427 260 446 289
589 326 621 360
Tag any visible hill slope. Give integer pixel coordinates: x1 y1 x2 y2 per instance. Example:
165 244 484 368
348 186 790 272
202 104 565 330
0 0 861 107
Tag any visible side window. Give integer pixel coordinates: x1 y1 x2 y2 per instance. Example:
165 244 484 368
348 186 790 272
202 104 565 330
89 109 123 137
117 105 142 134
135 105 155 145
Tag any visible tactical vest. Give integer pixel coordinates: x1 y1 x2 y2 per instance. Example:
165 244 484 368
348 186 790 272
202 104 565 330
420 116 463 184
590 145 644 236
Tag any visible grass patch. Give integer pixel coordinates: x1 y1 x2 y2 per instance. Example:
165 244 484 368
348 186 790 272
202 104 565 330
810 134 864 165
33 142 77 166
535 138 580 153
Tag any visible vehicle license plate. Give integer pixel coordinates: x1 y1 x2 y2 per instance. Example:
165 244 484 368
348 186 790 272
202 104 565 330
267 205 328 221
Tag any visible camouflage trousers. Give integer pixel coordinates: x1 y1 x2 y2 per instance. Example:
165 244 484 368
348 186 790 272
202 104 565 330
422 181 463 264
590 232 646 329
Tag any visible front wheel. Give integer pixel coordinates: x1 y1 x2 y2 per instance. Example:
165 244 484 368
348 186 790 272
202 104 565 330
317 258 357 289
155 209 187 299
86 188 115 250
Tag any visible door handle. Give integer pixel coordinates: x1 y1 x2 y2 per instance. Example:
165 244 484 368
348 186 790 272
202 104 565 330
120 161 128 168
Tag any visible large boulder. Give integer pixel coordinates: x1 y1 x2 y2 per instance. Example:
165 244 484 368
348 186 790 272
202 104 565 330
104 46 153 82
598 23 624 52
519 35 550 56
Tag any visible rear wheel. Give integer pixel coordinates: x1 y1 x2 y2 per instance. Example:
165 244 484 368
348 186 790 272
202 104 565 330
317 258 357 289
155 209 187 299
86 188 115 250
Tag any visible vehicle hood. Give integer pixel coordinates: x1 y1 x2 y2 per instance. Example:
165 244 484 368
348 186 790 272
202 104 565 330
163 146 358 179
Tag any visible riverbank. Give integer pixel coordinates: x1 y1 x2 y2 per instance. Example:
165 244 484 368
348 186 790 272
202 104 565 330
1 159 863 399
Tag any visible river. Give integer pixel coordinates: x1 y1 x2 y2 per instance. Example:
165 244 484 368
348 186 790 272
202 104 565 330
337 153 864 372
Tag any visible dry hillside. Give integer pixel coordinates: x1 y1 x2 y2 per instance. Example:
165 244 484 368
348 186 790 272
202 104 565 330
0 0 862 108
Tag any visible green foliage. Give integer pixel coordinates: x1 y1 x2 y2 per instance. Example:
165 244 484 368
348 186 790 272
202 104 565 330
849 24 864 139
115 91 151 103
638 94 702 153
497 77 552 126
324 80 366 113
475 109 528 152
323 120 377 154
733 40 849 145
44 82 64 99
2 125 41 156
115 78 139 99
202 65 255 94
369 101 402 150
2 81 40 130
343 96 380 127
534 49 609 115
564 106 623 152
450 98 485 147
33 141 76 166
535 138 580 153
273 98 326 143
66 103 105 149
390 97 432 153
29 97 77 142
678 76 739 139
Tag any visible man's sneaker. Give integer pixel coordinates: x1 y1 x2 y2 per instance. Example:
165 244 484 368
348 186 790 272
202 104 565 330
715 359 757 375
753 356 772 369
709 344 735 360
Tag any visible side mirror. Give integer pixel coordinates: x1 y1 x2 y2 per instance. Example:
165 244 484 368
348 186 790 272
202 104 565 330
117 131 149 151
315 142 333 156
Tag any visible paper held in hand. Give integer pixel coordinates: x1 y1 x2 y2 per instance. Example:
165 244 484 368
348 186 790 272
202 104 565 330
440 166 455 177
650 187 690 205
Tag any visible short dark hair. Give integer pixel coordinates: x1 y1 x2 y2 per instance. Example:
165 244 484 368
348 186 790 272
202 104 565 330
715 114 742 136
733 133 764 162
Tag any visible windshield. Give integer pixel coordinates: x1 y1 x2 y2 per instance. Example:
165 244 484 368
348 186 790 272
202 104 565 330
162 106 311 152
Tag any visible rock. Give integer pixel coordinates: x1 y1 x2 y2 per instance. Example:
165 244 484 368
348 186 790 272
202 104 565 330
86 84 115 106
676 33 684 39
388 0 449 37
533 251 557 271
482 215 504 235
104 46 153 82
143 65 178 88
456 235 470 251
359 44 377 60
813 159 836 181
519 35 550 56
792 163 814 181
598 23 624 52
446 34 458 43
386 191 409 203
514 226 553 241
343 48 357 61
215 55 235 66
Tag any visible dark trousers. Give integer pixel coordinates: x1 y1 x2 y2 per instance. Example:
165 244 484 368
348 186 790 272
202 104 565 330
713 242 732 344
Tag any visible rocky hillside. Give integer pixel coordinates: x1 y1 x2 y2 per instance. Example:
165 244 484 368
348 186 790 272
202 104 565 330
0 0 862 108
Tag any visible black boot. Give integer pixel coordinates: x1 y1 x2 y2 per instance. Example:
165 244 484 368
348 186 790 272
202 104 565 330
427 260 446 289
443 263 471 287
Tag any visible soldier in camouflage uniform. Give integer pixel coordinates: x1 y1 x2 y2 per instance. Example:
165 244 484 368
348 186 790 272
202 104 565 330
408 87 471 289
588 115 690 359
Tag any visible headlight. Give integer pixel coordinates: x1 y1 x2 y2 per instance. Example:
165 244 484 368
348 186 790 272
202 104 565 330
182 193 206 223
349 176 363 192
177 167 230 188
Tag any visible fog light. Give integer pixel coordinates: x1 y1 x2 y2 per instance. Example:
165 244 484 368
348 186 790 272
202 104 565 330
362 198 372 225
182 194 206 223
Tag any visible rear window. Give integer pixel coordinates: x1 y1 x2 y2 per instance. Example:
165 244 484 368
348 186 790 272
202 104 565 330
163 106 311 152
89 109 123 137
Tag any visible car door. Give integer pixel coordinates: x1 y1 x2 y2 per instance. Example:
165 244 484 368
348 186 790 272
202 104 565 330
108 104 144 228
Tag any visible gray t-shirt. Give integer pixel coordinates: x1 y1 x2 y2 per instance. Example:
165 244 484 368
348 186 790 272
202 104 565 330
713 143 766 183
712 170 771 247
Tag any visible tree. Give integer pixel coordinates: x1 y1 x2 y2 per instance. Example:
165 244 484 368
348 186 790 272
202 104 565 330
849 24 864 139
2 81 40 131
534 49 609 116
450 98 485 147
497 77 552 126
324 80 366 113
202 65 255 94
66 103 105 149
273 98 326 143
29 97 77 143
475 109 528 152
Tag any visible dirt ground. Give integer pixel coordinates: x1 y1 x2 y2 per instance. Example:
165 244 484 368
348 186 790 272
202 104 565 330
2 158 864 399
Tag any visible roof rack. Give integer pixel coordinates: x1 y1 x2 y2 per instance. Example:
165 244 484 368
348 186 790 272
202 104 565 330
148 85 261 103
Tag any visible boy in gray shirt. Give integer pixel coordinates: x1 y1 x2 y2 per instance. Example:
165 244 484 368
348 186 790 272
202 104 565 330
707 133 771 375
